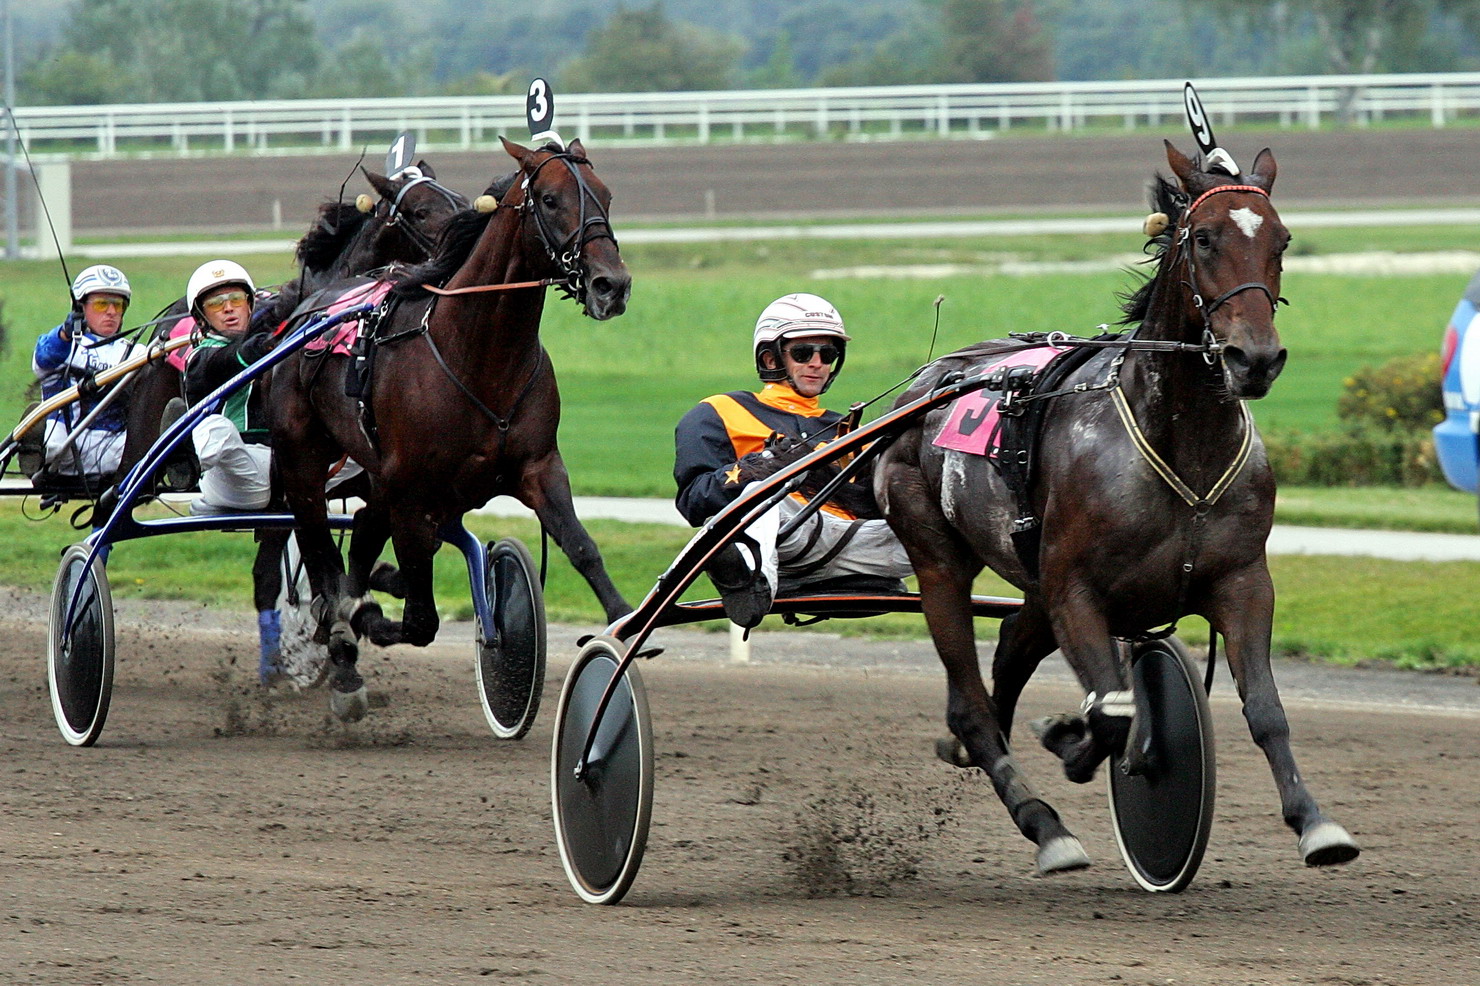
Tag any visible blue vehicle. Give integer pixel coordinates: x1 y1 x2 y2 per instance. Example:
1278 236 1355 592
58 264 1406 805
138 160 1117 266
1434 268 1480 494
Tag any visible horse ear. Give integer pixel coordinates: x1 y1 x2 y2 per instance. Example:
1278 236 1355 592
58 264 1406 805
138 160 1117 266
1164 140 1198 190
415 159 436 179
500 135 533 169
1246 148 1277 193
567 137 586 158
361 167 396 202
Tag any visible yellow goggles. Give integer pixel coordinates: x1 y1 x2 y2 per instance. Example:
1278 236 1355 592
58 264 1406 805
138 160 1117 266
202 289 250 313
86 296 126 314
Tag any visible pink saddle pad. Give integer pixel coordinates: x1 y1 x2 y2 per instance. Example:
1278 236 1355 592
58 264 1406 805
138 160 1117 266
302 280 395 357
932 347 1064 456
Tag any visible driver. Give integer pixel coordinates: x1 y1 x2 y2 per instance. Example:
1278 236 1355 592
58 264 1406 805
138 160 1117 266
673 292 913 628
20 264 139 483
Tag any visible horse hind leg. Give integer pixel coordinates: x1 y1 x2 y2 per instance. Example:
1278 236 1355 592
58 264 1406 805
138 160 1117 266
352 503 441 649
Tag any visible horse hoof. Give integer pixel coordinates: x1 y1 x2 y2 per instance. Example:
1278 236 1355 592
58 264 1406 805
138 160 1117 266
1036 835 1091 875
1030 712 1086 745
349 598 384 638
367 561 405 598
1300 822 1360 867
934 737 973 768
330 685 370 723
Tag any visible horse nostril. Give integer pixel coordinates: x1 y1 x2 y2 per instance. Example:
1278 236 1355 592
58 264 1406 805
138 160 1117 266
590 276 615 299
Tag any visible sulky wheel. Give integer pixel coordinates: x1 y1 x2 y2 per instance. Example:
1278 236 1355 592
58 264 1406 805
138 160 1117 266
551 635 653 905
276 534 329 689
47 544 116 747
1107 636 1217 892
476 537 547 740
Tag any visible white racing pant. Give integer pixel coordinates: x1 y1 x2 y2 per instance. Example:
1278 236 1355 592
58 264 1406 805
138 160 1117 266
732 487 913 594
42 419 125 479
191 414 362 515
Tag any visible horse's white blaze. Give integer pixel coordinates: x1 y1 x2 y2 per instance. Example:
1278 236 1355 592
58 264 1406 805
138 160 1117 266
1230 207 1263 239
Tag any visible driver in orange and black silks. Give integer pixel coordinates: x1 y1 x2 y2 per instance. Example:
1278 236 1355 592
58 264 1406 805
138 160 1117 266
673 293 914 629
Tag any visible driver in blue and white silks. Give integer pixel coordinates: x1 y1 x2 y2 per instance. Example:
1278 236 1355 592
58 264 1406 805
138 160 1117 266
673 293 913 628
24 264 141 482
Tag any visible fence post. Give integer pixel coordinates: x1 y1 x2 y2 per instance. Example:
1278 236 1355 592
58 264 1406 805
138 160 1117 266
1431 83 1446 127
31 159 69 258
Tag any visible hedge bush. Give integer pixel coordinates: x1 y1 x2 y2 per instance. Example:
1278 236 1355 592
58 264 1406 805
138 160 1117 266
1265 352 1445 486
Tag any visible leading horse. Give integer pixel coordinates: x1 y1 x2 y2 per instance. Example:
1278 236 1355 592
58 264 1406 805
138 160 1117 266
272 137 632 720
876 141 1359 874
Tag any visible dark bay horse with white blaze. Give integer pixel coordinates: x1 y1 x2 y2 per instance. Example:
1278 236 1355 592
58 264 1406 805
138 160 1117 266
272 137 632 719
876 140 1359 875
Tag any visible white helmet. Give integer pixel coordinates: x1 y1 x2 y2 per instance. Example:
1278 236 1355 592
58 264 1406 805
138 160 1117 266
71 264 131 308
753 292 849 387
187 260 256 314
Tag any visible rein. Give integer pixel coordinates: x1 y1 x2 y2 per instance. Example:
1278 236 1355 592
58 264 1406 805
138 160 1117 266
422 278 559 296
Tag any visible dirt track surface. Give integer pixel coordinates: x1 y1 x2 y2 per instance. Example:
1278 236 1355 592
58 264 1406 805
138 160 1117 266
2 591 1478 985
72 127 1480 235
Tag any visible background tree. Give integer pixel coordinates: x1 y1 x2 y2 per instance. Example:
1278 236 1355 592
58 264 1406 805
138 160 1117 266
22 0 322 102
558 3 744 92
937 0 1054 83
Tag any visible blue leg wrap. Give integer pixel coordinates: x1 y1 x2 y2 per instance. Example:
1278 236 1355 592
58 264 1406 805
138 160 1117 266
258 609 282 680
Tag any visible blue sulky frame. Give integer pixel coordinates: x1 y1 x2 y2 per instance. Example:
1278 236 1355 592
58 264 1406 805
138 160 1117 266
47 302 543 747
551 357 1217 904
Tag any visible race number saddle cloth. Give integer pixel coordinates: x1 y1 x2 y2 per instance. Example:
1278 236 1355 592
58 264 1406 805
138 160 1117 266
930 342 1099 580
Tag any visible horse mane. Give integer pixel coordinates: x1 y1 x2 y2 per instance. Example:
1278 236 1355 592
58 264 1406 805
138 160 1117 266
393 178 512 297
1118 173 1189 325
296 203 373 273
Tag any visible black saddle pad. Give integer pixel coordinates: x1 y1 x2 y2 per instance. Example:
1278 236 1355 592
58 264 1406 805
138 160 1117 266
776 574 909 598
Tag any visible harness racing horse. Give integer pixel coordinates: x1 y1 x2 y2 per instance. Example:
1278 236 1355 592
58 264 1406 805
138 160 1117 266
116 162 468 485
875 141 1360 875
272 137 633 720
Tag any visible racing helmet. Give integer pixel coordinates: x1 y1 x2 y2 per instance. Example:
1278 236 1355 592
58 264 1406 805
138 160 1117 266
753 292 850 390
187 260 256 316
71 264 131 310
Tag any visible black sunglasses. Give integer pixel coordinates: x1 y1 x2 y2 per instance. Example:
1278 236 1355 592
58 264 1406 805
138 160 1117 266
785 342 839 364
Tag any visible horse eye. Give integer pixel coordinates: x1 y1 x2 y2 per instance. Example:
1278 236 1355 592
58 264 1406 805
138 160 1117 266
541 193 558 209
1194 230 1212 249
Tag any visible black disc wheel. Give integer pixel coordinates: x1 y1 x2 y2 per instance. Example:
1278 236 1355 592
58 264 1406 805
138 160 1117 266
476 538 547 740
1107 636 1216 892
551 636 653 905
47 544 115 747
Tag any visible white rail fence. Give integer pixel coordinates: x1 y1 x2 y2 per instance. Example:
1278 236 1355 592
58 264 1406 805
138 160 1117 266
7 73 1480 160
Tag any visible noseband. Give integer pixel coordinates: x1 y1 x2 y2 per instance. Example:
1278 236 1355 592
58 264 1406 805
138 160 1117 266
1173 183 1288 360
518 150 619 311
381 175 468 255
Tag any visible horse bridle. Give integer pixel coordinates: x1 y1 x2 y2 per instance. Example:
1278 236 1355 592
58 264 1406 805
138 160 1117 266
380 173 468 255
1172 183 1288 362
517 149 619 311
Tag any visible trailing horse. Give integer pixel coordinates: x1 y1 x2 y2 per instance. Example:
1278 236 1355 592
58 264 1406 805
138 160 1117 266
875 140 1359 875
271 137 632 721
116 160 468 485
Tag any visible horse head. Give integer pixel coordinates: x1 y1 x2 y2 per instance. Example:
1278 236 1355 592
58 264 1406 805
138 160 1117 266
359 161 469 260
500 136 631 321
1163 141 1289 399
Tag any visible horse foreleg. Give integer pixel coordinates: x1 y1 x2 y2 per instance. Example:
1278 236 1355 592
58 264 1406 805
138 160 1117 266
345 501 393 598
1207 567 1360 867
520 452 631 623
1036 582 1132 784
